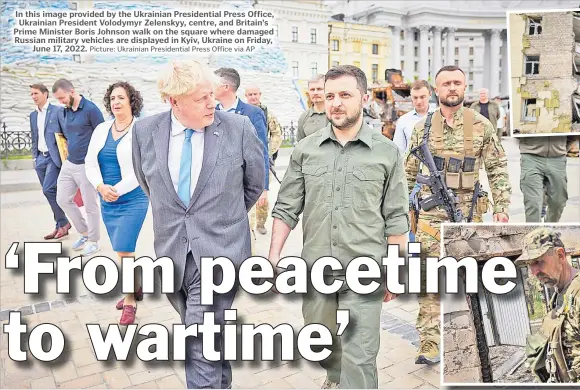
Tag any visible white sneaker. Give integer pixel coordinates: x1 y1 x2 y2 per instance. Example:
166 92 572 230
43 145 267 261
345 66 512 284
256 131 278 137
81 241 99 256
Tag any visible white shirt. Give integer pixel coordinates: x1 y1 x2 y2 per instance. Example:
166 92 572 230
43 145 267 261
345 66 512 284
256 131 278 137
217 97 240 113
168 111 205 199
393 107 433 155
85 119 140 196
36 101 49 153
497 105 506 129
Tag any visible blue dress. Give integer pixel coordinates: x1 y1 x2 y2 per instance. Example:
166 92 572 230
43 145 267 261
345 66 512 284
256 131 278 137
98 128 149 252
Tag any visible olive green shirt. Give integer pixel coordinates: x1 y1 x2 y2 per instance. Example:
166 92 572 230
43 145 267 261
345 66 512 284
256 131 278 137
272 121 410 271
296 107 329 142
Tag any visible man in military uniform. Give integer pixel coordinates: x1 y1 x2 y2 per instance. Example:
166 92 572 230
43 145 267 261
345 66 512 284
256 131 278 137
245 85 283 235
296 74 329 142
517 227 580 383
405 65 511 364
270 65 409 389
518 136 568 222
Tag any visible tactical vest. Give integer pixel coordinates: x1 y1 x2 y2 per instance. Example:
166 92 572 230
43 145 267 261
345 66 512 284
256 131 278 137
526 273 580 383
429 109 477 191
421 108 489 217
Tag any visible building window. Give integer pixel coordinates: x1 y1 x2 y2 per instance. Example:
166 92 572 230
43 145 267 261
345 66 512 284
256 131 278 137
469 59 474 67
428 59 431 69
70 1 78 9
372 64 378 82
73 54 81 63
470 37 474 41
372 44 379 55
469 72 473 80
292 61 299 78
332 61 339 67
310 28 317 44
414 61 418 72
332 40 339 51
523 98 538 122
400 46 404 56
414 47 418 56
528 16 542 35
499 71 502 81
311 62 318 76
428 47 431 56
455 47 459 55
469 84 473 92
524 55 540 75
455 59 459 66
442 47 445 56
292 26 298 42
414 31 418 41
469 47 474 55
401 60 405 70
499 59 502 68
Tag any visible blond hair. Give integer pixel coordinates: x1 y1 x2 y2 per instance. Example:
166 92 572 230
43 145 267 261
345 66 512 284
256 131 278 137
157 60 218 102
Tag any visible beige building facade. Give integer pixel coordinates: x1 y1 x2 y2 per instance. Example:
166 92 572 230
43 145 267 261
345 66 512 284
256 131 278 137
509 10 579 135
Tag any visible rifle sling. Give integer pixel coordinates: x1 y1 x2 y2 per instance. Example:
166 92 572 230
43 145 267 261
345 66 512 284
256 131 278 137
417 220 440 240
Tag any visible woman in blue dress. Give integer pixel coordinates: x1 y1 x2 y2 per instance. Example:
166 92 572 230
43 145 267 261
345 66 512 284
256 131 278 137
85 81 149 325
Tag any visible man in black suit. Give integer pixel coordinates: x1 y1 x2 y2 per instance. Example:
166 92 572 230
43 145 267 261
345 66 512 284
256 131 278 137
214 68 269 251
29 83 70 240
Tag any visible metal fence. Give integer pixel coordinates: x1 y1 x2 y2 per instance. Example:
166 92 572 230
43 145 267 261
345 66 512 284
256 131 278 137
0 121 297 160
0 123 33 159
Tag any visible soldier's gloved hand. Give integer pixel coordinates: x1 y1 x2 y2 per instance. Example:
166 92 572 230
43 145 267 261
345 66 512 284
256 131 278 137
493 212 509 222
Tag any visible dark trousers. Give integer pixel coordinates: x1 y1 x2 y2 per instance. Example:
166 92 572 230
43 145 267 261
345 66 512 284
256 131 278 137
182 253 238 388
35 153 68 228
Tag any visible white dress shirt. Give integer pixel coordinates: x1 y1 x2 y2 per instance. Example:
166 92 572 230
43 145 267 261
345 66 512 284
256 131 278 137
217 97 240 113
168 111 205 198
392 107 434 155
497 105 506 129
36 101 49 153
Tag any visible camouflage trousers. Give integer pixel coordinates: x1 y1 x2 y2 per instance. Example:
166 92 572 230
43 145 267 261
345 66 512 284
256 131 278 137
415 225 441 344
256 197 269 228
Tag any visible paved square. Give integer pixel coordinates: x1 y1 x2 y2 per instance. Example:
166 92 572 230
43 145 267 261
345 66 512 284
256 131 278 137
0 148 440 389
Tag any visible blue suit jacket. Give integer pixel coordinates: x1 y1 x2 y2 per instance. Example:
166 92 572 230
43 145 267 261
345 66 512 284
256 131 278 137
30 103 65 168
219 100 270 190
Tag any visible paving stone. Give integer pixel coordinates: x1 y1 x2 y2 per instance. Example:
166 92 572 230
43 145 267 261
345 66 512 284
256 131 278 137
29 375 56 389
34 302 50 313
380 372 425 389
56 373 104 389
102 368 132 388
414 366 441 387
51 361 78 383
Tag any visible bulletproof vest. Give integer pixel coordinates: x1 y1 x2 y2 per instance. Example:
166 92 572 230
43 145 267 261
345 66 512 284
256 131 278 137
429 109 477 193
526 273 580 383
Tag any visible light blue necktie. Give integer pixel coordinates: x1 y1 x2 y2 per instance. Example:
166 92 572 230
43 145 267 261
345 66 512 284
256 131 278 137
177 129 194 205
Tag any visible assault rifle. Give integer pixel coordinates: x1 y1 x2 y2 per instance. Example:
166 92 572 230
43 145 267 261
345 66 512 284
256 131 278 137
408 112 464 222
269 157 281 184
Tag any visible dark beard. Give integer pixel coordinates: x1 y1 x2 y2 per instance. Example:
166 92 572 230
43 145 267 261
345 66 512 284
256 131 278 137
329 108 362 131
440 94 464 107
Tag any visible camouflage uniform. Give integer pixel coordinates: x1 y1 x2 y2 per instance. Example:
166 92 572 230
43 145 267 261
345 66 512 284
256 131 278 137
405 106 511 363
256 103 283 232
516 228 580 383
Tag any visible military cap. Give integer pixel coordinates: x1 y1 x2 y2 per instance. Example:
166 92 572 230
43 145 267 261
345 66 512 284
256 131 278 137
515 227 564 265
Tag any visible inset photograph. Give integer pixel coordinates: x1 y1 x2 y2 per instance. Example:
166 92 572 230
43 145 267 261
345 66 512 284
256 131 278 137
441 223 580 385
508 9 580 136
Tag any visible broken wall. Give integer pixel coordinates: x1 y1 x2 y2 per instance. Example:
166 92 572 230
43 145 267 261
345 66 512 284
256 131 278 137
510 11 576 134
444 310 484 383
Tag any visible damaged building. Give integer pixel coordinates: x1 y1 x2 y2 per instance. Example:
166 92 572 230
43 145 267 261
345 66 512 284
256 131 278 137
442 225 580 384
509 10 580 134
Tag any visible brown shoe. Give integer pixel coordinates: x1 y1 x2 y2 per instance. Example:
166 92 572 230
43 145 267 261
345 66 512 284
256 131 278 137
53 225 70 240
44 229 58 240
